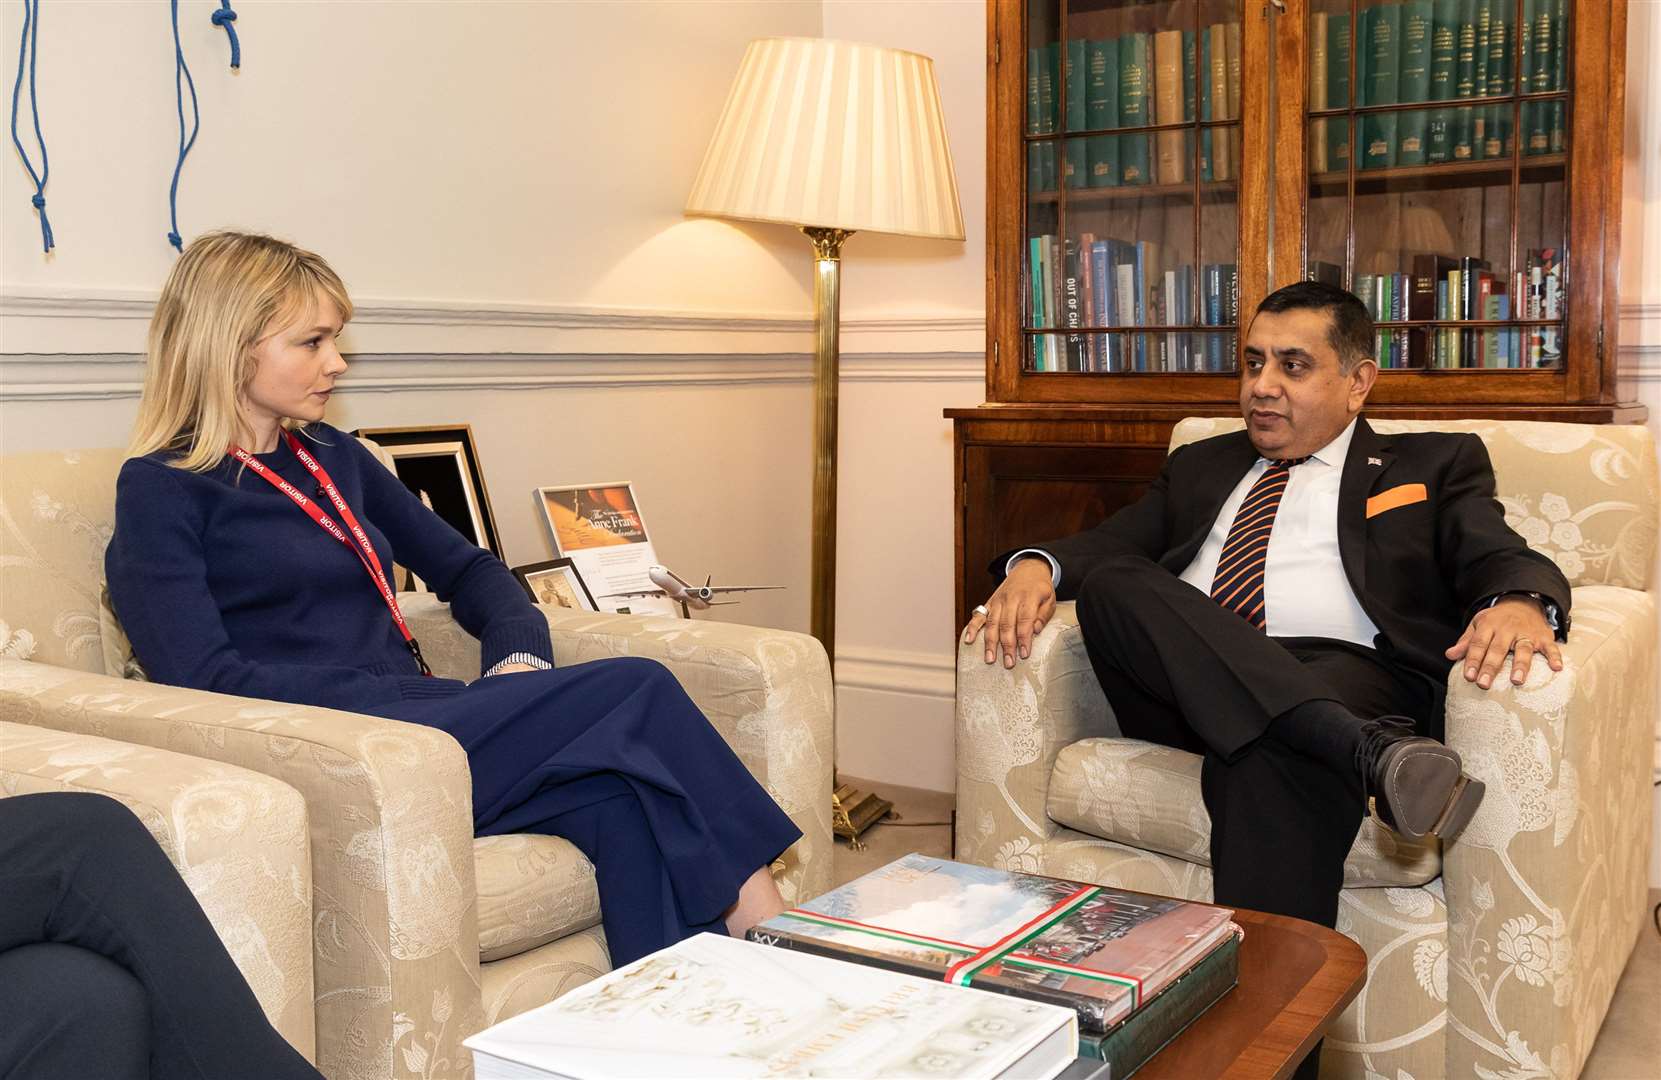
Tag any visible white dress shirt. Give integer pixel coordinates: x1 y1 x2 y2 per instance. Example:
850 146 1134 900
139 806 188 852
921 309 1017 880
1009 418 1381 648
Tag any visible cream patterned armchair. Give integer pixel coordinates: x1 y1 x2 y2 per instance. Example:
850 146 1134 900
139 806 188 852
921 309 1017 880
955 419 1657 1080
0 720 316 1061
0 447 835 1080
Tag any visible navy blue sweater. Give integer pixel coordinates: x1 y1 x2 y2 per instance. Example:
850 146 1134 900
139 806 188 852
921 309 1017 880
105 423 553 711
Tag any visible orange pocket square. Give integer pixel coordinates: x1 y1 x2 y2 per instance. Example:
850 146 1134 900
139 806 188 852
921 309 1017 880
1366 483 1428 518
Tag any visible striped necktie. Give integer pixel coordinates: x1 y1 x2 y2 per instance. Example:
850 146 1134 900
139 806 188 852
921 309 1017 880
1210 456 1312 630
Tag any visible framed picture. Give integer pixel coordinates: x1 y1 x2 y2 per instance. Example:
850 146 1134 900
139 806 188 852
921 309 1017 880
511 558 599 612
354 425 502 559
535 482 676 616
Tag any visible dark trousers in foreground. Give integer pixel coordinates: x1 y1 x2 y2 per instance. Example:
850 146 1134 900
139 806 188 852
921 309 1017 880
1075 554 1436 1078
0 791 321 1080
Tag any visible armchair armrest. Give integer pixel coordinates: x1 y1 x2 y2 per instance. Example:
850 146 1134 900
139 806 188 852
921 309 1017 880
1441 584 1657 1077
399 594 835 903
955 601 1119 869
0 659 483 1080
0 720 315 1061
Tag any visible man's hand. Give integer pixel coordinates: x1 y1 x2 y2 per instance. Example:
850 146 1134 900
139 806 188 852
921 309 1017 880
962 557 1057 668
1445 596 1563 689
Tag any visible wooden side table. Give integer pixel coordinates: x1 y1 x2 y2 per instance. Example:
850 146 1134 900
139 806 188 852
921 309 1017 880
1137 908 1367 1080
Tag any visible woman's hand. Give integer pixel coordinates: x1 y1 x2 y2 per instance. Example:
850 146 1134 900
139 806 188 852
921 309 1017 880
489 662 540 676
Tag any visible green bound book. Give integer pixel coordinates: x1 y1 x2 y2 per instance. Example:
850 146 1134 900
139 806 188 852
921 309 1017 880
1027 142 1044 192
1482 102 1506 158
1038 43 1058 135
1529 0 1553 92
1183 30 1197 124
1552 0 1567 92
1473 0 1491 102
1119 33 1152 185
1523 99 1550 155
1362 4 1401 169
1486 4 1510 96
1430 0 1458 100
1064 141 1088 189
1328 14 1352 169
1027 48 1042 133
1086 38 1120 188
1066 39 1087 132
1453 0 1478 160
1399 2 1434 166
1549 99 1565 154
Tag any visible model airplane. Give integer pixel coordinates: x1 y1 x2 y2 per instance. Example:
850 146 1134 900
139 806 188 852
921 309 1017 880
600 565 783 618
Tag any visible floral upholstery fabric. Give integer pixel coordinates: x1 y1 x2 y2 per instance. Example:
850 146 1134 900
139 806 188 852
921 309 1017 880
473 834 600 963
1047 738 1443 887
957 420 1658 1080
0 720 316 1061
0 448 836 1080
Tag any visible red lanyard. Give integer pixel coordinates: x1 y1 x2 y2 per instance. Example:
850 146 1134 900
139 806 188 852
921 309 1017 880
230 431 431 676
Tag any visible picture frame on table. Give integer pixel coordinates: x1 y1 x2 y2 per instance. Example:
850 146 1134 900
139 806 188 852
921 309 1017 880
510 558 600 612
354 425 502 590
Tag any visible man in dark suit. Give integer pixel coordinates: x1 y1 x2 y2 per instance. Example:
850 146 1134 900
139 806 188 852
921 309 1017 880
962 282 1570 937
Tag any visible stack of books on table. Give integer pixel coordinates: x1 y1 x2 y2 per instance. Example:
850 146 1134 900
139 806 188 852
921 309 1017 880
465 854 1239 1079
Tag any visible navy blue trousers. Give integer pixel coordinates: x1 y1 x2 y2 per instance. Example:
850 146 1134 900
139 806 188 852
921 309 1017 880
0 792 321 1080
372 656 801 966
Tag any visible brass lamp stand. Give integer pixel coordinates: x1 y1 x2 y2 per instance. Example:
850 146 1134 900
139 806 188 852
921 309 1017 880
685 37 963 850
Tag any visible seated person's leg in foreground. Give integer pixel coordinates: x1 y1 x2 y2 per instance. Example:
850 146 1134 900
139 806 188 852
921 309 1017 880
0 792 321 1080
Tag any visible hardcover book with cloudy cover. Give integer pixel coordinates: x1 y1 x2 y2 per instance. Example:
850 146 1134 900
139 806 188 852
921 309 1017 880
747 854 1235 1035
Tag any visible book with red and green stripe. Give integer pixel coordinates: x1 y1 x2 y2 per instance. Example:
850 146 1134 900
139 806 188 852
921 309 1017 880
745 853 1237 1038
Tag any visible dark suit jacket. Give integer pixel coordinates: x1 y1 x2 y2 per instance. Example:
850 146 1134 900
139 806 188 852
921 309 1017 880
997 418 1572 725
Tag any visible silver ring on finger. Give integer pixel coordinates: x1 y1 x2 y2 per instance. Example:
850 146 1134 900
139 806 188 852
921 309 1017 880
973 604 990 617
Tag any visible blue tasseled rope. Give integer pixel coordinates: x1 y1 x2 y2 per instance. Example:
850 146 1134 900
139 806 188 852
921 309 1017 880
211 1 240 69
9 0 53 252
167 0 201 251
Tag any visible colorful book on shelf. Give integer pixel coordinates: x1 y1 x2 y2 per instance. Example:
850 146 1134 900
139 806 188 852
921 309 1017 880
1063 239 1086 372
747 854 1239 1040
465 933 1081 1080
1085 38 1119 188
1119 33 1152 184
1398 1 1434 166
1410 253 1458 368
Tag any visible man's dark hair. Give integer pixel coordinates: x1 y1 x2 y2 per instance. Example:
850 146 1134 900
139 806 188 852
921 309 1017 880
1253 281 1375 372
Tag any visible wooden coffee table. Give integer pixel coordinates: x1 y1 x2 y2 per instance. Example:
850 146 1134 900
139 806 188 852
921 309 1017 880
1134 907 1367 1079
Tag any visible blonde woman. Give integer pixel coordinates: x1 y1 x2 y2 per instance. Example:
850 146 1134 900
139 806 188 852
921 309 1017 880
106 232 795 969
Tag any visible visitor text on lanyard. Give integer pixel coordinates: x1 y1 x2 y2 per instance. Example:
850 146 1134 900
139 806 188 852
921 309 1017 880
230 432 432 676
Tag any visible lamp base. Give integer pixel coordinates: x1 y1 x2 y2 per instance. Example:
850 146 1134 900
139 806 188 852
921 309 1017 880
831 781 894 851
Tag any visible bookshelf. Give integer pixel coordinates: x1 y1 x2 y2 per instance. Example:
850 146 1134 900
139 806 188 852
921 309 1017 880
949 0 1640 625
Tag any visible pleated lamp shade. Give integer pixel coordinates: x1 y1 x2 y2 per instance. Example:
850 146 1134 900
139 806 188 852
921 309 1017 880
686 37 964 241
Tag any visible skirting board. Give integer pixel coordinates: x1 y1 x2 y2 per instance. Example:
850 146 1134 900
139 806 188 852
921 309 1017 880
835 646 957 794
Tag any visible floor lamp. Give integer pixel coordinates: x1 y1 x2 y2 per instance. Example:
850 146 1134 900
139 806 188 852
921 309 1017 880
687 37 964 844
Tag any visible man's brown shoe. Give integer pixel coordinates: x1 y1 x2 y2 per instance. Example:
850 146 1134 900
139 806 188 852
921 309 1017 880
1357 719 1486 840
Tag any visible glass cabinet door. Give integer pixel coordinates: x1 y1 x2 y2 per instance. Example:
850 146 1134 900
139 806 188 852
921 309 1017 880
1024 0 1245 374
1305 0 1570 372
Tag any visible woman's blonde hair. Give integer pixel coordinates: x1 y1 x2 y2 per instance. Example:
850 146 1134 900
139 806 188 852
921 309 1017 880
129 230 353 471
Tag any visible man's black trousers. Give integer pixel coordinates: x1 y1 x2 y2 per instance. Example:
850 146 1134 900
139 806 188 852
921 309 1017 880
1073 553 1437 930
0 791 321 1080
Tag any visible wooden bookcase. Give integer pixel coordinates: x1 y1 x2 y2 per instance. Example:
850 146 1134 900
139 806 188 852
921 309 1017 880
950 0 1641 625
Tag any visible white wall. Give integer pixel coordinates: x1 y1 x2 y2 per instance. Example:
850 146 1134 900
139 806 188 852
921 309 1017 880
1620 0 1661 889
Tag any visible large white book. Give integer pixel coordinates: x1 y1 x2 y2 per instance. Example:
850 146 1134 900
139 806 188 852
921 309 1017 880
465 933 1080 1080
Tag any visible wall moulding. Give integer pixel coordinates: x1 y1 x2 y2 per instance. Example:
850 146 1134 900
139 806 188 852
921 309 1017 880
0 287 986 358
0 351 984 402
